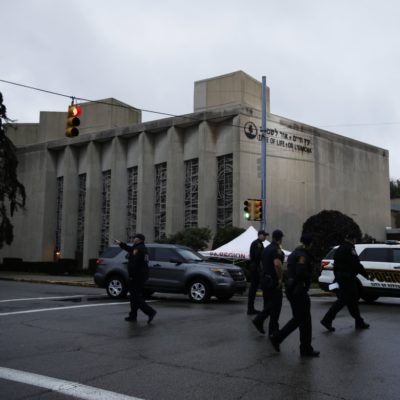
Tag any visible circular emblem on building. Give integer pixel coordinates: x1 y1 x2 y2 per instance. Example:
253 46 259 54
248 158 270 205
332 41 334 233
244 121 258 139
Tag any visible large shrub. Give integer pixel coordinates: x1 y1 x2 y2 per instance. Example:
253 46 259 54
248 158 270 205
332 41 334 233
156 227 212 251
302 209 362 262
212 226 245 249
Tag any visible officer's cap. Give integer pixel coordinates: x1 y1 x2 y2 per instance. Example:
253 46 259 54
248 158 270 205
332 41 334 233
133 233 145 241
272 229 284 240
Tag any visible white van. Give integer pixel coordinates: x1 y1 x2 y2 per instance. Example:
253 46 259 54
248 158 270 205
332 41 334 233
318 243 400 302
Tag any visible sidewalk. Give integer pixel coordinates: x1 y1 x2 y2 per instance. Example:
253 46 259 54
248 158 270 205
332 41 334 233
0 271 96 288
0 270 331 296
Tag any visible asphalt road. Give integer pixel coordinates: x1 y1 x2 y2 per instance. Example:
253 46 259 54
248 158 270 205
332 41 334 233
1 281 400 400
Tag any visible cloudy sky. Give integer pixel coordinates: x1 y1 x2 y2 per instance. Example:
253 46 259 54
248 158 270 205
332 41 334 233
1 0 399 177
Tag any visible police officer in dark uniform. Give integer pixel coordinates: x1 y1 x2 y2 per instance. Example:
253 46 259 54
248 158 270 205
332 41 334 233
252 229 285 336
247 230 269 315
269 233 320 357
321 232 370 331
115 234 157 324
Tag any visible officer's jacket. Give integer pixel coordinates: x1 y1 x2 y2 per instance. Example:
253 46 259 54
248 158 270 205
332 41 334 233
249 239 264 267
119 242 149 281
261 242 284 287
286 246 312 292
333 241 368 280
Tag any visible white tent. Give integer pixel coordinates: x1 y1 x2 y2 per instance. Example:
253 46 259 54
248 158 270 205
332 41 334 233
200 226 291 260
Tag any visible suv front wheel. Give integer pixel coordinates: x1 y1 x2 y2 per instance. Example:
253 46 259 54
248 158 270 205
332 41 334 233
106 275 128 299
188 279 211 303
360 294 379 303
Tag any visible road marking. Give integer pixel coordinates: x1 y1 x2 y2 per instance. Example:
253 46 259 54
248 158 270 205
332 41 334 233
0 295 90 303
0 367 145 400
0 302 126 316
0 300 157 317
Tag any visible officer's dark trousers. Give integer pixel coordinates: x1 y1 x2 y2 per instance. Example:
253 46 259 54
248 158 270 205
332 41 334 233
247 264 260 312
254 287 283 335
128 278 155 318
322 279 363 324
275 289 312 351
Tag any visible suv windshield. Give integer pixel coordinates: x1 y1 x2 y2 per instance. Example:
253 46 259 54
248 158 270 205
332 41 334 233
176 248 204 262
324 249 336 259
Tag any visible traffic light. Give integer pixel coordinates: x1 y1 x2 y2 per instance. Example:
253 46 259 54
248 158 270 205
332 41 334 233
66 105 81 137
253 199 263 221
243 200 251 220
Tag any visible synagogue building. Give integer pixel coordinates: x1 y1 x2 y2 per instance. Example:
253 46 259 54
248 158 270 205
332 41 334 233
0 71 391 268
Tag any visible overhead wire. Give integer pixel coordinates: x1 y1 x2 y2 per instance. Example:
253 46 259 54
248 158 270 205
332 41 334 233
0 78 244 129
0 78 397 158
2 78 400 131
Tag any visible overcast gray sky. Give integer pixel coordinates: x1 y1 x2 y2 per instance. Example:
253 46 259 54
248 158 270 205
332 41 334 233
1 0 399 177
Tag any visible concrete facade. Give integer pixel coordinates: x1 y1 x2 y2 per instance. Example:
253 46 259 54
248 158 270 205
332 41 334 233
0 71 391 268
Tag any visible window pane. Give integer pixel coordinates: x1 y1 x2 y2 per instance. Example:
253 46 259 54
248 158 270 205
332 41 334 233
217 154 233 229
359 248 391 262
127 166 138 242
324 249 336 259
154 163 167 240
184 158 198 228
100 170 111 253
154 248 175 262
76 173 86 253
392 249 400 263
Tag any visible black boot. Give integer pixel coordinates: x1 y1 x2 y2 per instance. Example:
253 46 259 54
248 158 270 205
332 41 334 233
252 318 265 334
300 348 320 357
147 310 157 324
355 320 370 330
269 333 281 352
320 318 335 332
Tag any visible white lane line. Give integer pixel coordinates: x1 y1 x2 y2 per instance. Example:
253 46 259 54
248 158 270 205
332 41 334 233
0 300 157 317
0 295 90 303
0 302 127 316
0 367 145 400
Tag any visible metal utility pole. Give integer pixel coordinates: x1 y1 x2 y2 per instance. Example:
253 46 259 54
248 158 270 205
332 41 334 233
260 76 267 231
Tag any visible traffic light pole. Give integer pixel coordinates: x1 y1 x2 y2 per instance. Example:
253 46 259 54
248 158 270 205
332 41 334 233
260 76 267 232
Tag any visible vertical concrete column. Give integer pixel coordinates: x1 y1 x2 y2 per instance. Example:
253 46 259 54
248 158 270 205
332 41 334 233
198 122 217 231
109 137 128 242
39 150 58 261
60 146 79 259
136 132 154 241
231 115 241 227
166 126 184 234
83 142 102 268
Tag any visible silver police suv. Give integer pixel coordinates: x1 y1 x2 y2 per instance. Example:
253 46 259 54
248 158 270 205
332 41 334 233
319 242 400 302
94 243 247 302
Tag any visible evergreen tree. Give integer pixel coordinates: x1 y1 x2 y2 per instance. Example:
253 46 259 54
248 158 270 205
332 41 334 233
0 92 26 248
